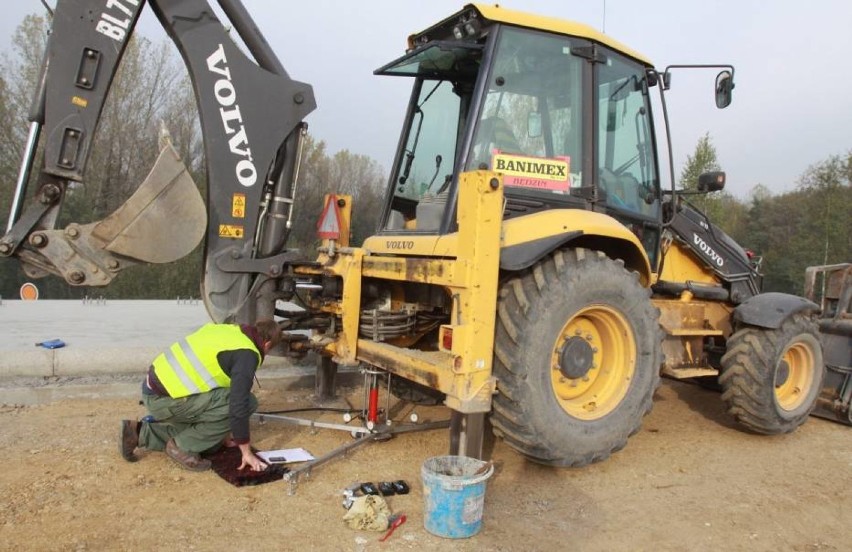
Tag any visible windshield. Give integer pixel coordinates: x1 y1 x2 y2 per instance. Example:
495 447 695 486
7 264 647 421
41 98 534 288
375 41 482 79
380 42 481 232
396 81 461 201
465 27 583 194
382 79 464 232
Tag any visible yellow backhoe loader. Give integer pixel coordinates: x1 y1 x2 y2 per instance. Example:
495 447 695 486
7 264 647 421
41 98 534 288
1 1 828 466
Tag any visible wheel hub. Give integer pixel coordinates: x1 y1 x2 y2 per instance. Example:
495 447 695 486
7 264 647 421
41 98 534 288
550 305 637 421
775 360 790 388
558 335 594 379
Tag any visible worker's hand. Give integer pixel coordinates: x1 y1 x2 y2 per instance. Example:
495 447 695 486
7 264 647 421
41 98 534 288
237 443 268 471
239 452 268 471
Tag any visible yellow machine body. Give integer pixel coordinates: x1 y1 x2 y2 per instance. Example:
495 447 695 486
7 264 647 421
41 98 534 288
298 170 653 414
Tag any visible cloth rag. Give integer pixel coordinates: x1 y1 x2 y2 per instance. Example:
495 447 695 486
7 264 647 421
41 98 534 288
343 495 392 531
203 446 288 487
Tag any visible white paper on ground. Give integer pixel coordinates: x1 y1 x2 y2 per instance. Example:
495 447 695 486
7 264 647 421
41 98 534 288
257 448 314 464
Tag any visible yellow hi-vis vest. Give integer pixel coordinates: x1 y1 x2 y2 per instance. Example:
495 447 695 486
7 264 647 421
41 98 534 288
152 323 261 399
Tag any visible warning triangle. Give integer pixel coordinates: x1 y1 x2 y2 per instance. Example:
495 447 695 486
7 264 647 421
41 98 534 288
317 195 342 239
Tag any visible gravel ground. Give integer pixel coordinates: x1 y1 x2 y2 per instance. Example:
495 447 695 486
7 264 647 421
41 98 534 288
0 377 849 552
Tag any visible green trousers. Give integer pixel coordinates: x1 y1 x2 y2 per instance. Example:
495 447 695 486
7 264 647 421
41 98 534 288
139 387 258 454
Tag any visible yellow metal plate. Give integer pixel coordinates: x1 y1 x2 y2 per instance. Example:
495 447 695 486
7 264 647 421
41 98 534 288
218 224 244 239
231 193 246 218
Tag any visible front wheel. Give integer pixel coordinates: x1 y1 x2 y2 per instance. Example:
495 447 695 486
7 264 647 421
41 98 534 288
719 313 824 434
490 248 662 467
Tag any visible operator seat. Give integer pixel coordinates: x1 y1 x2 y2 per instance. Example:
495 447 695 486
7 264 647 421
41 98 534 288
472 116 523 168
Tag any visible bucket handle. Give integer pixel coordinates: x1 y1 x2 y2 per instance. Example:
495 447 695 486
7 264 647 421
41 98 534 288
442 463 495 490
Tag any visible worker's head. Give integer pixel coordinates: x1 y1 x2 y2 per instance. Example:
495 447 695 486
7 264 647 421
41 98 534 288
254 318 282 355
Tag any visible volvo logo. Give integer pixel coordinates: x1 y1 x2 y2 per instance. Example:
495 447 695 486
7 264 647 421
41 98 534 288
693 233 724 267
207 44 257 187
385 240 415 250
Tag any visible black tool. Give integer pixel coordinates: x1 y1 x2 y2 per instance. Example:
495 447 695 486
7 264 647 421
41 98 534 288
392 480 410 495
360 482 380 495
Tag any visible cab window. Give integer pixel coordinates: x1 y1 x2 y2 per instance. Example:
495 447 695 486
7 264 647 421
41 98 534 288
596 54 659 218
466 27 584 194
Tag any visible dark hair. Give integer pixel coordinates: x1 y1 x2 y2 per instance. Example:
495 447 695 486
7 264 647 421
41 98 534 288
255 319 281 350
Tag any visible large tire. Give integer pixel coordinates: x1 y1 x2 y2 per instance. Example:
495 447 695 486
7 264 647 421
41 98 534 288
719 313 824 434
490 248 662 467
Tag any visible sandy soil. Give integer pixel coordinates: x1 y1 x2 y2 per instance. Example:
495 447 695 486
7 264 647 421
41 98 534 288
0 378 849 552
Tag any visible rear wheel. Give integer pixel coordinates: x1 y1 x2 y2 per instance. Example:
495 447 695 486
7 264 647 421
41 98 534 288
719 313 824 434
490 248 662 467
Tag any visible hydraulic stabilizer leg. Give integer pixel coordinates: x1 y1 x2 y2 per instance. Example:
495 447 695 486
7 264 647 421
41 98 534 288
449 411 487 459
315 356 339 403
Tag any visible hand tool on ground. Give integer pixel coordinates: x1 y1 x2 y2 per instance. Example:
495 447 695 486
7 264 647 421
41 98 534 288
379 514 406 542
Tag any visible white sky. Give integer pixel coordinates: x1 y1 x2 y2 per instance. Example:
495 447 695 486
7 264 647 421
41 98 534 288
3 0 851 198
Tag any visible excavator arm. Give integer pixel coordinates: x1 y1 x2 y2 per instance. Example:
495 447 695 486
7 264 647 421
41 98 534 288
0 0 316 324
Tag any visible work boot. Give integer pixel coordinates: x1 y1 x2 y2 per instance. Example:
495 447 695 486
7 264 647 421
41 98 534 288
119 419 139 462
165 439 212 472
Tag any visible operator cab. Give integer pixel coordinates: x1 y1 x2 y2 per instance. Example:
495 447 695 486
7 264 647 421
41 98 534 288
375 4 662 262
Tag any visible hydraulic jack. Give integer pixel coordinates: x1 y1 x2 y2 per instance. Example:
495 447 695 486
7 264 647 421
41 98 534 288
253 365 449 495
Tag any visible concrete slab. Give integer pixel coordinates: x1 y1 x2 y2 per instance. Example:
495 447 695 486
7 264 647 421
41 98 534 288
0 366 360 406
54 347 160 376
0 299 209 351
0 300 307 377
0 348 55 377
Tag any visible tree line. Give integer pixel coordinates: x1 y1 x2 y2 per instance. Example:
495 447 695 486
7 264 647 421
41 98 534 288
0 15 849 301
679 134 850 296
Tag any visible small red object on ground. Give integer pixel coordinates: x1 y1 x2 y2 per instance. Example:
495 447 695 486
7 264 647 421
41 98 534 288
379 514 406 542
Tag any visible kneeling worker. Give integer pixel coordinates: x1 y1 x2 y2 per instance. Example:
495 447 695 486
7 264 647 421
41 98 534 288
120 319 282 472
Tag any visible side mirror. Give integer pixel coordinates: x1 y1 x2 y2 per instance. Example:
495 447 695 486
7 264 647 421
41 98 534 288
715 70 734 109
697 171 726 192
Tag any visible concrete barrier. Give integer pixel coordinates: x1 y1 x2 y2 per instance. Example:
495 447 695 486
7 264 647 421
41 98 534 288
0 300 313 377
1 300 210 376
0 349 55 377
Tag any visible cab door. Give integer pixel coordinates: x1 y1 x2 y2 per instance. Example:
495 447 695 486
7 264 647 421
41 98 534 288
595 52 662 265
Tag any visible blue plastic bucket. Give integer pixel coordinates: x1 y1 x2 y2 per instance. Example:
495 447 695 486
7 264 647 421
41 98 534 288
421 455 494 538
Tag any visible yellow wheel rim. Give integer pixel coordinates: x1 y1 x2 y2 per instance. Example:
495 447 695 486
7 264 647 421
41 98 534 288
550 305 635 420
775 340 816 411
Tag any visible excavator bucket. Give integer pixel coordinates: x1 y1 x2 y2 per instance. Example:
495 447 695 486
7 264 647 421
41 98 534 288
90 143 206 263
14 143 206 287
805 264 852 426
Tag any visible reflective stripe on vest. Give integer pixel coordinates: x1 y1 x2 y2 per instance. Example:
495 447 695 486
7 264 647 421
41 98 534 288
152 323 260 398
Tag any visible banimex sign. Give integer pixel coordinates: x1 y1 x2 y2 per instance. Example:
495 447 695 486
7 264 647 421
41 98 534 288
492 152 571 192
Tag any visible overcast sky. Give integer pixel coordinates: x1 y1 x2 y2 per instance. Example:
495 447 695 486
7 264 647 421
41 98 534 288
3 0 851 198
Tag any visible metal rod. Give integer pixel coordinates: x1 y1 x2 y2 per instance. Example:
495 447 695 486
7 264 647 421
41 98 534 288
255 412 371 434
385 420 450 434
283 433 377 495
217 0 287 76
284 123 307 230
6 122 42 234
280 420 451 494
